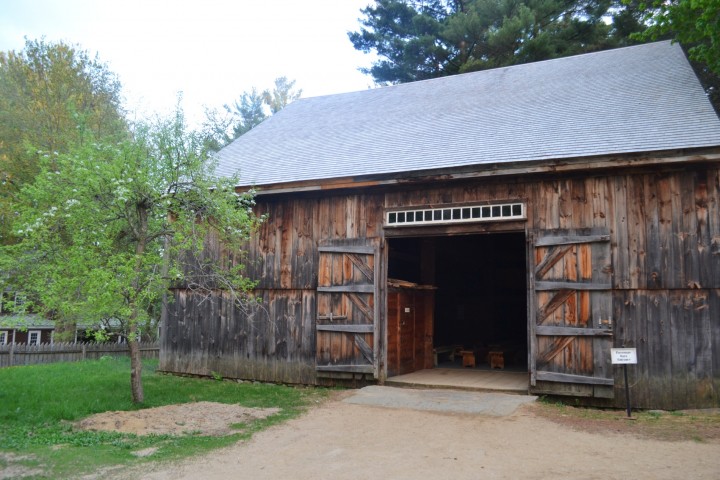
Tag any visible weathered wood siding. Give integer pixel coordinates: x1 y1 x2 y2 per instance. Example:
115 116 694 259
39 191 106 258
161 193 384 384
161 163 720 408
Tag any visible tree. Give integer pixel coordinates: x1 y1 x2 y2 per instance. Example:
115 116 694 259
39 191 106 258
0 107 263 403
637 0 719 73
229 87 268 138
218 76 303 145
0 38 126 245
262 76 303 114
349 0 647 84
635 0 720 113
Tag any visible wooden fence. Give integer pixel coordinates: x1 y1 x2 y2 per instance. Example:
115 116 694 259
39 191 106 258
0 342 159 368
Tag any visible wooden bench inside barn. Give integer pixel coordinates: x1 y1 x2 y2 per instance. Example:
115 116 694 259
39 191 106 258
433 345 463 366
489 350 504 369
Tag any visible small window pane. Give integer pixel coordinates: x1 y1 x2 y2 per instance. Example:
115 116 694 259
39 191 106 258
385 202 525 226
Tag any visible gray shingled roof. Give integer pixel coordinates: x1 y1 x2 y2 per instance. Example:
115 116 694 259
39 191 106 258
216 41 720 187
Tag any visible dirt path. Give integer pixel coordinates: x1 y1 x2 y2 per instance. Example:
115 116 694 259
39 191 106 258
105 390 720 480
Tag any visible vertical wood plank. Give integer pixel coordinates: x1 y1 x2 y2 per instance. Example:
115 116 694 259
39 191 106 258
647 290 671 407
626 290 647 407
628 174 646 289
657 174 678 289
695 169 712 288
366 193 382 239
669 291 689 407
280 200 293 289
710 289 720 404
571 178 589 228
534 182 548 230
708 168 720 287
690 290 714 407
681 170 700 286
302 289 316 361
644 174 661 289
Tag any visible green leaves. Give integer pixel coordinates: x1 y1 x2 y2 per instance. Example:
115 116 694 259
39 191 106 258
1 106 263 344
637 0 720 74
632 0 720 113
0 38 126 243
349 0 647 84
221 76 303 143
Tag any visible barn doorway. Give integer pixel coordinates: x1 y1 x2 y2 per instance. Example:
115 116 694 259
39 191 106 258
386 233 528 379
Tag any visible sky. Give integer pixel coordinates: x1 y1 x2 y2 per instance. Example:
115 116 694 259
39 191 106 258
0 0 377 125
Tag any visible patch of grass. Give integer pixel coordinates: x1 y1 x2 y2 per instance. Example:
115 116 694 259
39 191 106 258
0 357 328 479
645 410 662 420
531 401 720 443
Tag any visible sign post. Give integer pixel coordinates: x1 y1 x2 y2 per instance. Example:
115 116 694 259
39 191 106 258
611 348 637 418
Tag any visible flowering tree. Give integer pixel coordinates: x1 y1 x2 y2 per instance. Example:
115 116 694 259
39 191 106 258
0 109 263 403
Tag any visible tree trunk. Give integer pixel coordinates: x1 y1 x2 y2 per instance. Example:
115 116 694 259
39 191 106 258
53 316 77 343
129 322 144 403
129 203 149 404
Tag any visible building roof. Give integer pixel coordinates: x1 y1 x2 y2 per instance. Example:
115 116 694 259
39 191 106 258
0 314 116 330
216 41 720 188
0 314 54 329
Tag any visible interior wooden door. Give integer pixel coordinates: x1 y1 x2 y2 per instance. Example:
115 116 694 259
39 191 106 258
529 229 615 398
315 240 378 377
398 292 415 374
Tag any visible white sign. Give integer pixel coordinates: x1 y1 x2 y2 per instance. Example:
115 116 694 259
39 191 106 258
611 348 637 364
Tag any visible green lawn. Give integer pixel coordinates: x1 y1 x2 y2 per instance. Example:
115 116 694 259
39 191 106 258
0 357 328 479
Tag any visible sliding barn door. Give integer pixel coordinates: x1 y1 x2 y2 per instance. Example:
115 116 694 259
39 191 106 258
316 240 379 377
529 229 614 398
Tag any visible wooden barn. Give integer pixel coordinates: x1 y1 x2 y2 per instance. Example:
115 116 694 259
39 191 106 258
160 41 720 409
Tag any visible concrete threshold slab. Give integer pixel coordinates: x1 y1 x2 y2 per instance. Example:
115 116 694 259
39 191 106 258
384 368 529 395
343 385 537 416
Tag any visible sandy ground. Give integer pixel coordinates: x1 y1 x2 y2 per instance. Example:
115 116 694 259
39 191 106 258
77 401 279 437
98 389 720 480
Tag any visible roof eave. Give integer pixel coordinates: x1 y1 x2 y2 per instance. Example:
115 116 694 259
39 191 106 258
235 147 720 196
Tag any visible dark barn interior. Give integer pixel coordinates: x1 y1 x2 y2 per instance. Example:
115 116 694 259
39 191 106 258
387 233 527 371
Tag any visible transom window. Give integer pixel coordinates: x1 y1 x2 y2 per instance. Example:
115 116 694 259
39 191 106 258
385 202 525 227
